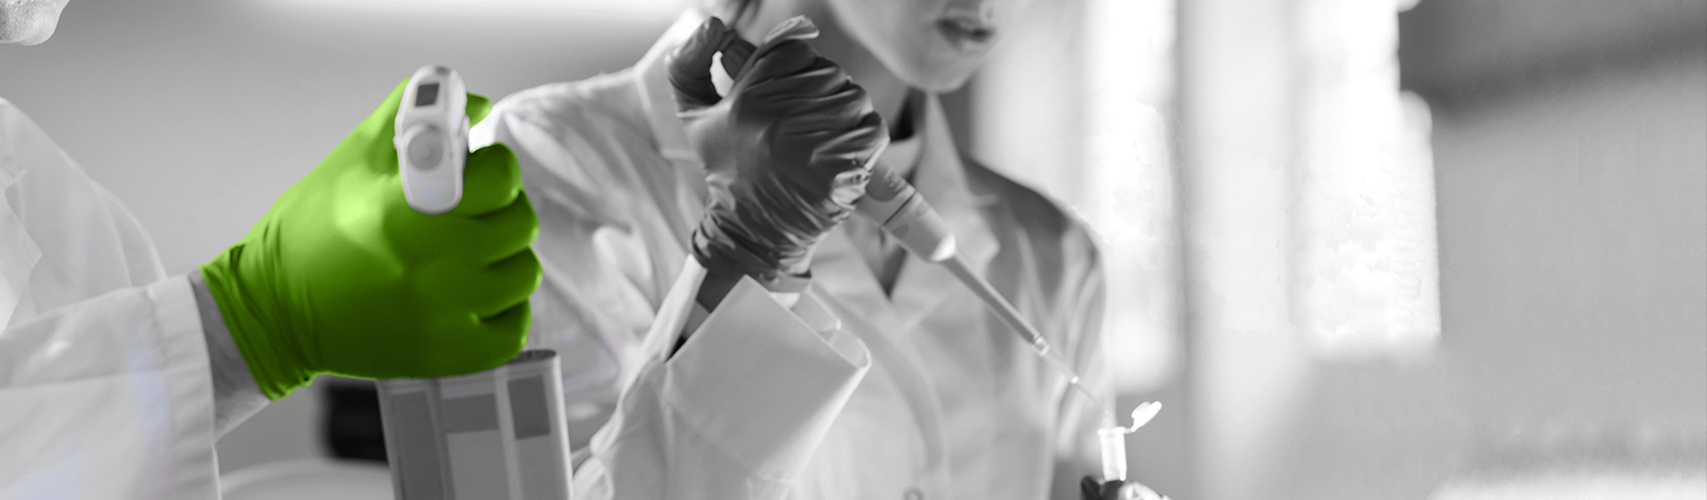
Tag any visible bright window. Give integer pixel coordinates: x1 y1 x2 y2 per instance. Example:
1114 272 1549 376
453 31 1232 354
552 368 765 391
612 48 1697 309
1295 0 1440 360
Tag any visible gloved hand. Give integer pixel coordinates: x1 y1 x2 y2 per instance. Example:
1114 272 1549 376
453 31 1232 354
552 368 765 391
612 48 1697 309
200 80 542 400
1081 477 1169 500
668 16 886 304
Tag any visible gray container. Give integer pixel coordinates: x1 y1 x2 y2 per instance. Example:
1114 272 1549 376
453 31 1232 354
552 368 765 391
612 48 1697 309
375 349 573 500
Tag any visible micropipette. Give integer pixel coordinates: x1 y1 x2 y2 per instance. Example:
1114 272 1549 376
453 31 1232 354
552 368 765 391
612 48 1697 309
704 31 1103 411
383 65 574 500
854 161 1106 412
396 65 469 215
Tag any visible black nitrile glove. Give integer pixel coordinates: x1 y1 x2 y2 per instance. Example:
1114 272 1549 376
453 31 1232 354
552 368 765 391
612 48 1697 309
668 16 886 304
1081 477 1168 500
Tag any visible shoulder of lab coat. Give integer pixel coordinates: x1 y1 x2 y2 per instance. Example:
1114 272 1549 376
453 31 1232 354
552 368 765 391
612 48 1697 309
573 257 871 500
0 275 219 499
469 73 693 445
1 98 215 498
471 71 675 237
470 70 656 195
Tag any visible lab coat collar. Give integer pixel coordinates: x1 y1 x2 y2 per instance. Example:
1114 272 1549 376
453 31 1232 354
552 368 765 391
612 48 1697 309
811 94 1001 330
909 95 1000 270
635 11 710 168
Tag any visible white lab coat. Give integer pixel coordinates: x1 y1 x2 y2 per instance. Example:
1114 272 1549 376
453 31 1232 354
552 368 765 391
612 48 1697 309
473 12 1110 500
0 97 220 499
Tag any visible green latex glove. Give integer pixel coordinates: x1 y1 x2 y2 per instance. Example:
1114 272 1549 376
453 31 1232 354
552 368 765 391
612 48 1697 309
201 80 542 400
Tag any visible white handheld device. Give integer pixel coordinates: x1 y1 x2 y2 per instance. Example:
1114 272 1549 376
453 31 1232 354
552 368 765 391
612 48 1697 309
395 65 469 215
382 66 575 500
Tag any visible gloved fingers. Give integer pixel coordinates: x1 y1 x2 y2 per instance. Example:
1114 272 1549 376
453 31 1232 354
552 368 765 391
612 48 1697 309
450 142 524 217
478 299 533 345
427 306 530 376
715 15 816 87
466 93 493 127
827 161 874 208
1081 477 1142 500
350 83 492 175
725 14 821 79
739 62 855 111
1121 481 1166 500
669 16 740 111
765 83 876 133
353 78 413 172
727 38 821 98
469 248 543 319
364 78 411 138
719 35 756 80
1081 477 1103 500
755 15 820 49
774 96 887 167
461 192 539 266
1103 481 1127 500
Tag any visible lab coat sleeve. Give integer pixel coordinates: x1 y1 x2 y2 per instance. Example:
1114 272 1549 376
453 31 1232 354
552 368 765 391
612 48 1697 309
0 276 219 500
1051 229 1113 500
572 258 871 500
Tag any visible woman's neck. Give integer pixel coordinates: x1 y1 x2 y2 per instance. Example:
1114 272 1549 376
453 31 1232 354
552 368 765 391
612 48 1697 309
726 1 914 140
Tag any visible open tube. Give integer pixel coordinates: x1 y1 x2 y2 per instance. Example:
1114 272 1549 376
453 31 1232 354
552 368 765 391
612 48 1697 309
1099 402 1163 482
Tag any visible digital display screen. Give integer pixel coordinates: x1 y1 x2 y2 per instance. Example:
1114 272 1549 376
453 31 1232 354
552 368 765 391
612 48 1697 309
415 82 440 107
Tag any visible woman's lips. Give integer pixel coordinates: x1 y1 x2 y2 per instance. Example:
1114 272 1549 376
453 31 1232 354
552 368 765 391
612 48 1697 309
936 17 995 50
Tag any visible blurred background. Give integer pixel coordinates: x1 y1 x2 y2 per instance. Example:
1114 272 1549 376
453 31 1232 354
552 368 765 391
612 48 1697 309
2 0 1702 498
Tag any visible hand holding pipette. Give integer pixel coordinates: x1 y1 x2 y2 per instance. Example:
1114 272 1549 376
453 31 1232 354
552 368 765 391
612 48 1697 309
669 16 886 307
690 19 1101 411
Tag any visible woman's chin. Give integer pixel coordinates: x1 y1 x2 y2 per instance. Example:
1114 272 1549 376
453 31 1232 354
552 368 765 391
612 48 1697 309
893 61 978 94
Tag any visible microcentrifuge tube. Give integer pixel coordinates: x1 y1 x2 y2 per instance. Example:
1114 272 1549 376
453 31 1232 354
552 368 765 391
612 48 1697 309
1098 401 1162 482
1099 427 1129 482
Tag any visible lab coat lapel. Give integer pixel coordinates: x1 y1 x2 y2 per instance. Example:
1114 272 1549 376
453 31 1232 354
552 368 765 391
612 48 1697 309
807 96 997 499
813 283 956 497
809 96 1001 334
633 12 712 255
811 229 895 322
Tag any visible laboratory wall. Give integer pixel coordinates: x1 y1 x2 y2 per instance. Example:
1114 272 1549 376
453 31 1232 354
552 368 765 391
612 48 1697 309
1173 0 1707 498
1292 5 1705 499
0 0 677 473
1279 50 1707 499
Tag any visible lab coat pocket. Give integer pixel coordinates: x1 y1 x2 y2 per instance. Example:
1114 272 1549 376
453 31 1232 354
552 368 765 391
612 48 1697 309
660 276 871 481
